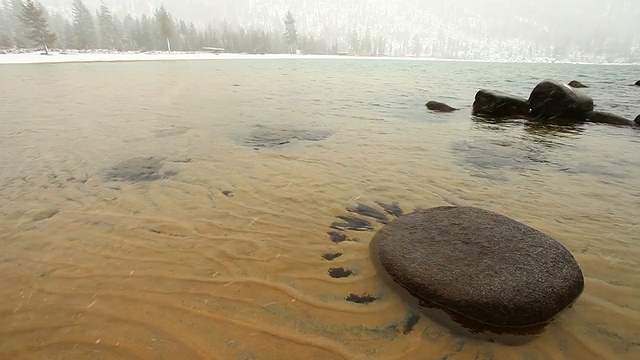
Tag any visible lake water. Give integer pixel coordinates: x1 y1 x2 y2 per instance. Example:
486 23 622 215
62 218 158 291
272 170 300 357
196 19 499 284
0 59 638 359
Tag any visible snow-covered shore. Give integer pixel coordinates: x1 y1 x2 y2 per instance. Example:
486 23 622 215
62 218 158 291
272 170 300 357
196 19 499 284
0 51 638 66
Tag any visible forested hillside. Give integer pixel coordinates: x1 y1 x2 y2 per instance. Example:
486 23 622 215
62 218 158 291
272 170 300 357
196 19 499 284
2 0 639 62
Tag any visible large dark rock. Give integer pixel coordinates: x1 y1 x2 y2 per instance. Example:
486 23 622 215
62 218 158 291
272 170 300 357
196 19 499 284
374 206 584 328
426 101 457 113
528 80 594 122
568 80 588 88
635 115 640 126
635 80 640 86
586 111 635 127
472 89 531 118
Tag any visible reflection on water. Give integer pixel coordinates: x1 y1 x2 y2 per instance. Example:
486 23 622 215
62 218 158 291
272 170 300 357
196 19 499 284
0 59 639 359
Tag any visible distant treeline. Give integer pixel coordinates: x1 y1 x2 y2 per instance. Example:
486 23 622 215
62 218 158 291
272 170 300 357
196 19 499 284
0 0 387 56
2 1 639 62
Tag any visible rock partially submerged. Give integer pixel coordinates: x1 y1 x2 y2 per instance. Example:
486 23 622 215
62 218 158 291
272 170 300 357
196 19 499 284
568 80 588 88
426 101 457 113
528 80 594 122
635 80 640 86
472 89 531 119
586 111 635 127
374 206 584 328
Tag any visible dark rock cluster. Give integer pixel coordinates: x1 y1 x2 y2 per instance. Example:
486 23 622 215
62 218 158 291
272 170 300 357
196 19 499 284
428 79 639 128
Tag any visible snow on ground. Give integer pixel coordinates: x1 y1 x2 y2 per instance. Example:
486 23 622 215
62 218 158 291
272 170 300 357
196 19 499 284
0 51 637 65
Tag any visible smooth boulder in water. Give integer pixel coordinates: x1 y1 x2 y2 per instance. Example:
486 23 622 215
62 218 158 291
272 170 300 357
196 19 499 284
472 89 531 118
568 80 588 88
586 111 635 127
373 206 584 328
635 80 640 86
426 101 457 113
528 80 594 122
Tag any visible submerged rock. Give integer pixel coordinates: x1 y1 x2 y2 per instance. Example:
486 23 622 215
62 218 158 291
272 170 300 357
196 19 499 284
322 252 343 261
375 201 404 217
330 216 374 231
374 206 584 328
528 80 594 122
426 101 457 113
348 203 389 223
244 125 332 148
472 89 531 119
105 157 167 182
568 80 588 88
328 268 354 278
327 231 349 243
345 293 377 304
586 111 635 127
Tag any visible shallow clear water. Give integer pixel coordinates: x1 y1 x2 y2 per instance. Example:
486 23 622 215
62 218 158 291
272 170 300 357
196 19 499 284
0 59 639 359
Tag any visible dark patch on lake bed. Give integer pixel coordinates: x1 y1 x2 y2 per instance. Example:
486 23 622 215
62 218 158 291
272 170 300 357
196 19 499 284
322 252 343 261
243 125 333 148
330 216 374 231
327 231 350 243
105 156 177 182
345 293 377 304
348 203 389 223
375 201 404 217
328 268 354 278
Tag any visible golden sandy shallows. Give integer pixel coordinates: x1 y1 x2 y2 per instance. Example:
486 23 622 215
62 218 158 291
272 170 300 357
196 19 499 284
1 60 639 359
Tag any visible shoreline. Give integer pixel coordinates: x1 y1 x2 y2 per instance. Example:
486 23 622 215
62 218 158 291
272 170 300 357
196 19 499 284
1 51 639 66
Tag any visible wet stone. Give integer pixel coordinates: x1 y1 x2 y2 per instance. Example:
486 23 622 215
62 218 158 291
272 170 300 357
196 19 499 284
327 231 348 243
375 201 404 217
426 101 457 112
244 125 332 148
105 157 166 182
374 206 585 328
328 268 354 278
322 253 343 261
330 216 374 231
348 203 389 223
528 80 594 122
345 293 377 304
568 80 588 88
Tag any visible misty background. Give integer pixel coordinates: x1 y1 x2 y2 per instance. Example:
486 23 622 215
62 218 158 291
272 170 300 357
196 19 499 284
2 0 639 62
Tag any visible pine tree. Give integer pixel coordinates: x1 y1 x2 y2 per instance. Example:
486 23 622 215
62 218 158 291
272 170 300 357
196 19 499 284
282 11 297 54
98 1 117 49
154 4 173 51
19 0 56 54
0 1 11 48
413 35 422 57
72 0 96 49
10 0 28 47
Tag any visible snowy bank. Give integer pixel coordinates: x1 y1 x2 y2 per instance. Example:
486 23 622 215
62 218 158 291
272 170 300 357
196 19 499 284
0 51 638 66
